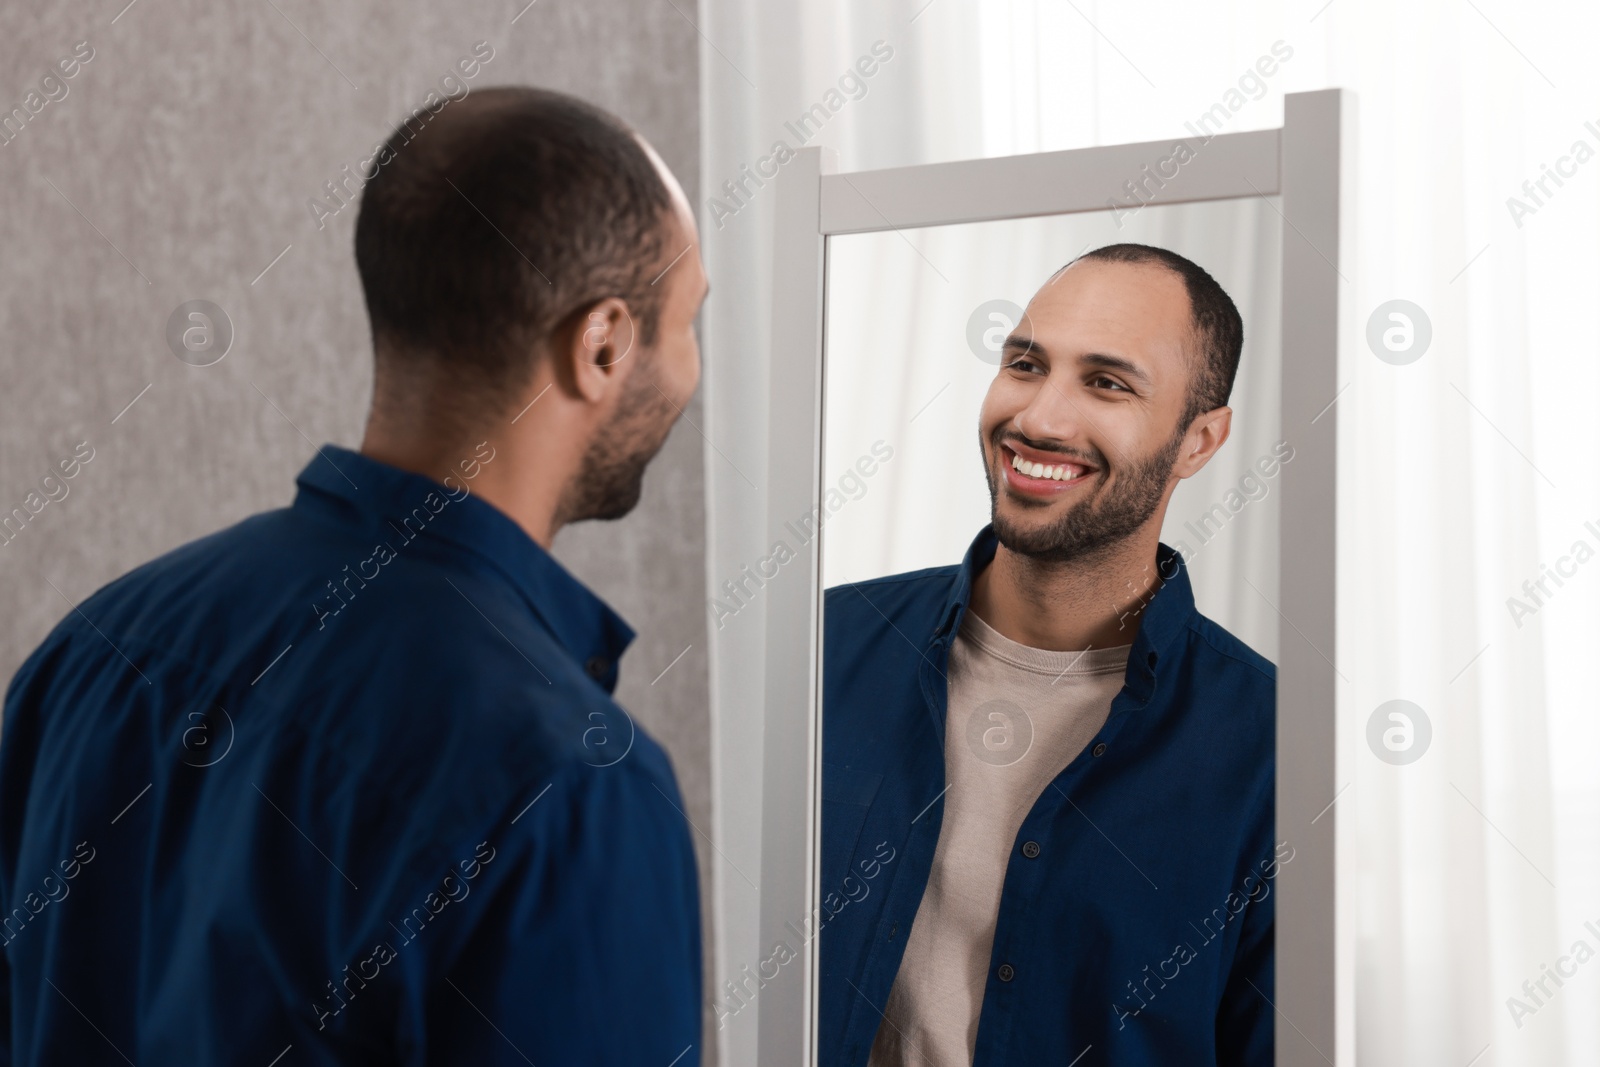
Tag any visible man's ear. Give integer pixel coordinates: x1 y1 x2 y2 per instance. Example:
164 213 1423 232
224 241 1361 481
560 297 638 403
1173 406 1231 479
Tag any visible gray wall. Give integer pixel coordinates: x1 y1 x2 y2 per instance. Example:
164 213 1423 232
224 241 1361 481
0 0 713 1057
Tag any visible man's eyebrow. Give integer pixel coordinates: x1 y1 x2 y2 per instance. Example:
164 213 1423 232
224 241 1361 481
1000 337 1154 389
1079 352 1152 388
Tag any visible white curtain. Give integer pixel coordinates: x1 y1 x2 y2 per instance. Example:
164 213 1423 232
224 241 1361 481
699 1 1599 1064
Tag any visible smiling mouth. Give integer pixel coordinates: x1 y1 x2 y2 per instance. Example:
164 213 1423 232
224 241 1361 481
1000 444 1096 495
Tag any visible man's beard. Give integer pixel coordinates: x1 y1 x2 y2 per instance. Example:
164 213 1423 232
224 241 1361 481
981 421 1185 564
557 362 678 525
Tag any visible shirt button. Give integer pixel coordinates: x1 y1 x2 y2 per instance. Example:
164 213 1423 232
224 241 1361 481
1021 840 1041 859
584 656 608 680
997 963 1015 982
1146 651 1158 668
1093 742 1107 757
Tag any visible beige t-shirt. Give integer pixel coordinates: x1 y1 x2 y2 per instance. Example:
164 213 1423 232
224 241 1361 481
866 609 1131 1067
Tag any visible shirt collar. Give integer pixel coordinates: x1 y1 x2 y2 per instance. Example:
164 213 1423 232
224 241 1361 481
932 523 1196 699
291 444 636 692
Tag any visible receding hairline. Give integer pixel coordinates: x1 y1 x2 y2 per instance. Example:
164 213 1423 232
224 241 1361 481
1027 256 1208 375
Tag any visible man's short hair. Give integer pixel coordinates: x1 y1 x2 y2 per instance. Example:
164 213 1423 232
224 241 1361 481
354 86 674 426
1064 243 1244 432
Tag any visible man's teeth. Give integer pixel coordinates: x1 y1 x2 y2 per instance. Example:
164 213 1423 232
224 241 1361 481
1010 452 1084 481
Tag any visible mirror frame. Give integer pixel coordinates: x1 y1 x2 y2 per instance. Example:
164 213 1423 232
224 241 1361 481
757 88 1355 1067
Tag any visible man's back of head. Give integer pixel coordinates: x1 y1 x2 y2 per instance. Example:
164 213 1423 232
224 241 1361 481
352 85 707 546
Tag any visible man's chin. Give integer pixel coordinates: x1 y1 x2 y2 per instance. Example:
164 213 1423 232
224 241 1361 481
991 505 1119 563
991 512 1067 558
588 481 645 522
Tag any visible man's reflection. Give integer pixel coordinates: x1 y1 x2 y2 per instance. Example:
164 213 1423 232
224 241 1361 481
820 243 1282 1066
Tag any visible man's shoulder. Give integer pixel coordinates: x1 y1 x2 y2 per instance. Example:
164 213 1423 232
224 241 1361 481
10 499 645 790
48 496 542 679
823 563 958 629
52 504 320 651
1184 611 1276 686
7 506 297 700
1174 612 1277 747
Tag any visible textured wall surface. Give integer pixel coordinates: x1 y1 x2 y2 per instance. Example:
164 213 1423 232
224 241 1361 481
0 0 712 1056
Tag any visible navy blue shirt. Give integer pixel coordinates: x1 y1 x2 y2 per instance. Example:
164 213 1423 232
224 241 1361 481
820 525 1278 1066
0 444 701 1065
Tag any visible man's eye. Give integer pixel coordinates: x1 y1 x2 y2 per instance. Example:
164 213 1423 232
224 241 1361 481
1005 357 1043 374
1090 375 1129 392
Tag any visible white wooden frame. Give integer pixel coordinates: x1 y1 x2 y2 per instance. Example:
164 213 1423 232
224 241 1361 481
759 88 1355 1066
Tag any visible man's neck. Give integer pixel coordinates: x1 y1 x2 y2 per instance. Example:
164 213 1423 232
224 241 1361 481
968 532 1163 652
359 424 567 552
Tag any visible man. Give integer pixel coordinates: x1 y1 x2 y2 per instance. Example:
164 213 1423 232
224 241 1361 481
0 87 708 1064
819 244 1281 1066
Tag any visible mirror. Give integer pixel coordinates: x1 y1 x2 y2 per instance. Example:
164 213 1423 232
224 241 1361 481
816 198 1286 1063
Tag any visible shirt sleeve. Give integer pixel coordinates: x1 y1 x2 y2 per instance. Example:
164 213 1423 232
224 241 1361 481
1213 859 1274 1065
416 753 703 1066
